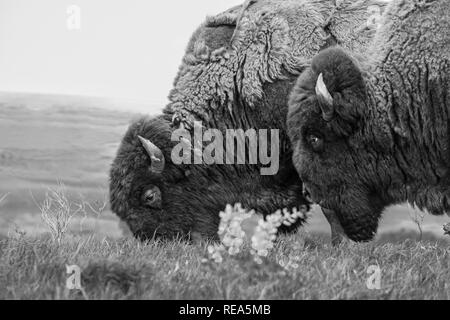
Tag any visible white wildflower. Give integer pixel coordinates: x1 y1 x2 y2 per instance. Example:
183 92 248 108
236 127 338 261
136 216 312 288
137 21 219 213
251 216 279 258
208 204 253 262
208 204 310 265
251 207 307 262
217 203 252 256
208 244 225 264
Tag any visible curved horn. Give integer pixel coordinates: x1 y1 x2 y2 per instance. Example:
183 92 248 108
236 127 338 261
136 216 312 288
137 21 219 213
315 73 334 121
138 136 165 174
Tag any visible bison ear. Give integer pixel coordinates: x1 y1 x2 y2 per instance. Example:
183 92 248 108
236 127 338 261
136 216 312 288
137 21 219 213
203 25 235 51
203 5 240 51
311 47 366 123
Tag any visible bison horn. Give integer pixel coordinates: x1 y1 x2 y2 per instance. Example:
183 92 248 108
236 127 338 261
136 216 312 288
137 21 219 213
138 136 165 174
315 73 334 121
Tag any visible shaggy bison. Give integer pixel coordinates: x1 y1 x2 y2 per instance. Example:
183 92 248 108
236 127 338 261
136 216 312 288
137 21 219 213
110 0 385 241
287 0 450 242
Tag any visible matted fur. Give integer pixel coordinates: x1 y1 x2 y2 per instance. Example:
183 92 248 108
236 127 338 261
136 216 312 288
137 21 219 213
166 0 385 130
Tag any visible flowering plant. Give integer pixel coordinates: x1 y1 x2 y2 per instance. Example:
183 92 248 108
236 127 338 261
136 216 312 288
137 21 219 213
207 204 309 264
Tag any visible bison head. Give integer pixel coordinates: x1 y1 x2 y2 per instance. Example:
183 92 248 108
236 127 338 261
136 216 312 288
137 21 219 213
111 116 308 242
109 116 205 241
287 47 396 242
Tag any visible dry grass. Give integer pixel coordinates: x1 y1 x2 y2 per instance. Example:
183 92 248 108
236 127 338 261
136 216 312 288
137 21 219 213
36 184 80 245
0 188 448 300
0 232 448 300
34 183 108 245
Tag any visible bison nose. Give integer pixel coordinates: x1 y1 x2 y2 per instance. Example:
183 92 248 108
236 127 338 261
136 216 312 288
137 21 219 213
302 184 313 202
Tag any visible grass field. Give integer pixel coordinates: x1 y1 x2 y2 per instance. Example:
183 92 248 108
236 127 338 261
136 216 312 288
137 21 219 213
0 231 448 300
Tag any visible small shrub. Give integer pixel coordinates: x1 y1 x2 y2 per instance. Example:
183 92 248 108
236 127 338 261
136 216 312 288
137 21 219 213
37 183 82 245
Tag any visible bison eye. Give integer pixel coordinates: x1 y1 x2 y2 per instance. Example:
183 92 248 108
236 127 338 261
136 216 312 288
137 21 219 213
141 186 162 209
307 134 324 151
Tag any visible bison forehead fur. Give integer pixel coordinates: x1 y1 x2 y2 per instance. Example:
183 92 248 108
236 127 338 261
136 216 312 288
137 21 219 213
288 0 450 242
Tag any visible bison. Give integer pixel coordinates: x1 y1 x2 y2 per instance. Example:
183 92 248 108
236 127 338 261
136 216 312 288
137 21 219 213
110 0 385 241
287 0 450 242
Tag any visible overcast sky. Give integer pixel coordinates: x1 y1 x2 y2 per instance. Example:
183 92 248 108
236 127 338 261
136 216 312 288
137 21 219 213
0 0 242 111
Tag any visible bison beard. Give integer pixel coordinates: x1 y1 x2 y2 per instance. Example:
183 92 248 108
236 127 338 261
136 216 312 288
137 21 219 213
288 0 450 241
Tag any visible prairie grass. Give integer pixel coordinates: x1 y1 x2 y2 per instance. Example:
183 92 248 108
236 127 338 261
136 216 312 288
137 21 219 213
1 189 448 300
0 232 448 300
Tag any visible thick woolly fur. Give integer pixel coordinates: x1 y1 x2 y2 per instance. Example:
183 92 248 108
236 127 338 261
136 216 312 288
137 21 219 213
110 0 385 241
288 0 450 242
166 0 385 133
